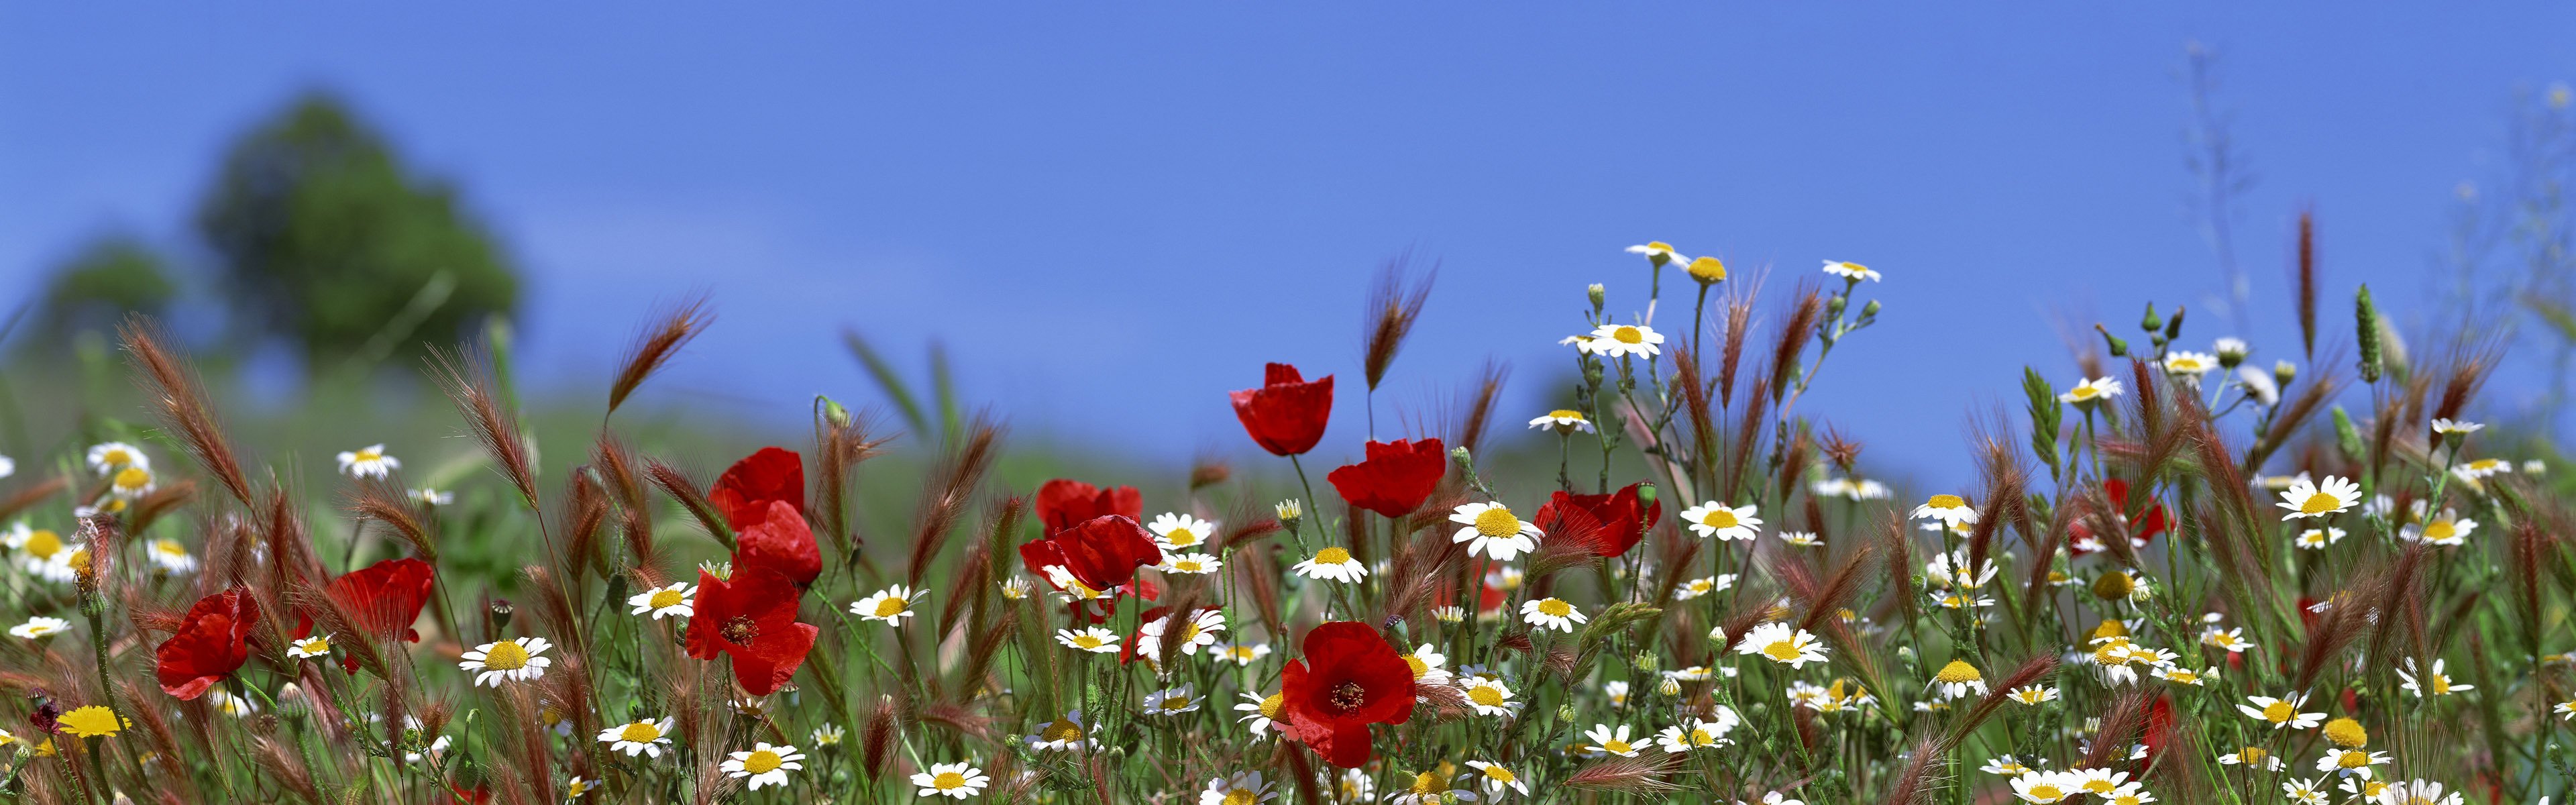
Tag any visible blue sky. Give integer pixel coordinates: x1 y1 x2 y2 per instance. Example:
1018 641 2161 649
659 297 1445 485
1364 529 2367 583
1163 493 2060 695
1 4 2570 484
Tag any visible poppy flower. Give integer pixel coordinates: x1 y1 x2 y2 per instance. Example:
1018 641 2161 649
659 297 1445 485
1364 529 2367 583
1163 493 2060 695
1034 479 1142 535
685 566 818 696
1534 482 1660 557
2070 478 2168 554
1326 438 1447 518
156 587 261 700
1063 577 1161 626
1017 515 1163 596
1229 363 1333 457
1277 621 1415 767
709 447 806 531
733 500 822 587
326 557 436 642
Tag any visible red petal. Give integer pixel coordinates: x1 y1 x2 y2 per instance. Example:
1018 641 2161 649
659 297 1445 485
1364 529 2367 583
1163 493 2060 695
710 447 806 531
157 588 261 700
733 500 822 586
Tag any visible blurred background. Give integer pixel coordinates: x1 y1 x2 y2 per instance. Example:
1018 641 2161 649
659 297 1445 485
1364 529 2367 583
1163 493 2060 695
2 3 2573 495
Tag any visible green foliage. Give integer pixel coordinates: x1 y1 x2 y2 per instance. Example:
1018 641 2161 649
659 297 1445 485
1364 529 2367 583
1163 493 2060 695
195 90 518 369
28 233 175 345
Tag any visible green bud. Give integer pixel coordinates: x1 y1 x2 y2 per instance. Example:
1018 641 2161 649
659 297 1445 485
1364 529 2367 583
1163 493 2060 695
1631 651 1658 674
1860 299 1881 319
2094 324 2129 358
817 395 852 428
2273 360 2297 388
2163 305 2186 339
2139 302 2161 333
1587 283 1606 312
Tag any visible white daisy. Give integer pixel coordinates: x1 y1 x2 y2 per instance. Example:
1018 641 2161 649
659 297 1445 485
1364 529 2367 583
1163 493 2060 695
286 634 333 658
85 442 149 476
1778 531 1822 547
1820 260 1880 282
2238 693 2323 729
2010 770 2080 803
1450 502 1542 561
1147 512 1218 551
2059 377 2124 405
1291 545 1368 582
1234 690 1283 738
1023 710 1095 751
108 466 154 500
1734 622 1828 669
211 690 257 718
849 585 924 625
459 637 553 687
1625 241 1682 265
411 488 455 506
2161 351 2219 378
2396 657 2472 698
1137 608 1226 657
1462 761 1529 798
1527 409 1595 433
336 444 401 478
1055 627 1121 653
1401 643 1451 687
2399 516 2475 547
1580 724 1641 757
1911 494 1978 528
1654 710 1739 753
725 742 808 790
2275 475 2361 520
2294 527 2346 550
2315 748 2390 779
145 539 197 574
597 716 676 758
1216 642 1271 666
1160 552 1223 574
1460 676 1517 717
627 581 696 620
1581 323 1665 359
1927 659 1988 700
1521 597 1586 633
2430 418 2482 435
1141 684 1201 716
1678 501 1761 541
1199 771 1276 805
1675 574 1736 600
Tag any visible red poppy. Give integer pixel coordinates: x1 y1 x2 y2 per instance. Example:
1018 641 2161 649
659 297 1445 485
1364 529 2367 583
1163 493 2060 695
2069 478 2167 555
1534 482 1660 557
1229 363 1333 457
685 566 818 696
157 587 261 700
1017 514 1163 595
709 447 806 531
1278 621 1415 767
733 499 822 586
1326 438 1447 518
1034 478 1141 535
2139 694 2175 772
1064 577 1161 626
326 557 436 642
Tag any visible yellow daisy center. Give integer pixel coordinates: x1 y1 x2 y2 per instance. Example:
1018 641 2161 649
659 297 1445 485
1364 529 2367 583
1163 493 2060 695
2428 675 2451 694
1165 529 1199 547
1701 509 1738 529
1926 494 1966 510
1403 655 1429 677
2298 492 2342 515
1410 771 1449 794
1173 559 1204 572
617 722 661 743
1472 507 1521 537
1762 639 1802 663
2028 785 2063 800
1481 765 1515 782
1934 660 1982 684
1259 692 1283 719
356 447 381 462
1223 792 1257 805
1072 635 1106 649
745 751 786 775
1160 696 1191 712
872 597 908 618
23 530 60 559
1688 727 1715 745
102 449 131 466
1040 718 1082 743
2423 520 2455 540
113 466 150 491
648 589 686 609
2261 702 2294 722
1601 739 1632 754
2337 751 2370 769
482 640 531 672
153 540 185 557
2069 386 2099 400
1611 326 1643 344
1536 598 1572 617
2322 717 2367 747
1546 409 1585 421
1468 686 1503 706
1313 547 1352 565
299 638 329 653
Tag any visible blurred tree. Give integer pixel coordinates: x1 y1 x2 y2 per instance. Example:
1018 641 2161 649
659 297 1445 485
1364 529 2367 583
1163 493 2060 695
196 90 518 370
25 233 176 346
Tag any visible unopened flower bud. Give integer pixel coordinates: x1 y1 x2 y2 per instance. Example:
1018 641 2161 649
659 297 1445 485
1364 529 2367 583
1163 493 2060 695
1450 447 1474 472
1658 677 1682 697
1273 499 1303 528
2139 303 2161 333
1861 299 1881 319
1587 284 1606 312
2273 360 2297 388
1631 651 1658 674
817 395 851 428
2214 337 2249 368
488 599 515 632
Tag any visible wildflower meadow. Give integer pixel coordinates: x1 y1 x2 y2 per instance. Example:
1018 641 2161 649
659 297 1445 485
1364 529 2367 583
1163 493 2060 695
0 239 2565 805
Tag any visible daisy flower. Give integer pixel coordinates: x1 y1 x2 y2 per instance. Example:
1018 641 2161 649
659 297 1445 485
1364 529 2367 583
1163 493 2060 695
1401 643 1451 687
1527 409 1594 433
2315 748 2390 778
1580 724 1641 757
335 444 400 478
2006 685 2058 705
564 775 595 800
1462 761 1529 798
1138 608 1226 657
1521 597 1585 633
1056 627 1120 653
2282 776 2330 805
2396 657 2472 697
2059 377 2124 405
1460 677 1517 717
1389 770 1477 805
1582 323 1664 358
2161 351 2218 378
108 466 154 500
2275 475 2361 520
1235 691 1282 738
1685 255 1728 282
1778 531 1822 547
2098 784 2154 805
286 634 333 659
1141 684 1201 716
145 539 197 574
1678 501 1761 541
627 581 696 620
1925 549 2000 589
1654 710 1739 753
1450 502 1542 561
2294 527 2346 550
1161 552 1222 574
1291 545 1368 582
1625 241 1682 265
2010 769 2080 803
2455 457 2514 479
1335 769 1377 802
2068 768 2130 798
411 488 455 506
725 743 807 790
1735 622 1829 669
1146 512 1217 551
2399 516 2475 547
459 637 552 687
2375 779 2461 805
1675 574 1736 600
1982 755 2039 775
598 716 676 758
1821 260 1880 282
1216 642 1271 666
2430 418 2481 436
1928 659 1987 700
2201 627 2253 653
2154 665 2218 686
1023 710 1095 751
9 616 68 639
1200 771 1276 805
1911 494 1978 528
85 442 148 476
1603 680 1631 706
849 585 923 625
2238 693 2323 730
211 690 257 717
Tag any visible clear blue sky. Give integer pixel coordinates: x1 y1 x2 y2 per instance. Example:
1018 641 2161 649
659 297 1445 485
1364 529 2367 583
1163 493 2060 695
1 4 2570 484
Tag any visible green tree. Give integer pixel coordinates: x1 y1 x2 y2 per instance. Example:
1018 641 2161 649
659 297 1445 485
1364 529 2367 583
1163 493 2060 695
28 233 176 346
196 90 517 369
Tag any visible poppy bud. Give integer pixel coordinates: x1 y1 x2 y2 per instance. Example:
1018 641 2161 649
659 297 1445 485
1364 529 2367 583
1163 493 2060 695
2163 306 2186 340
2094 324 2128 358
489 599 515 632
2139 303 2161 333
